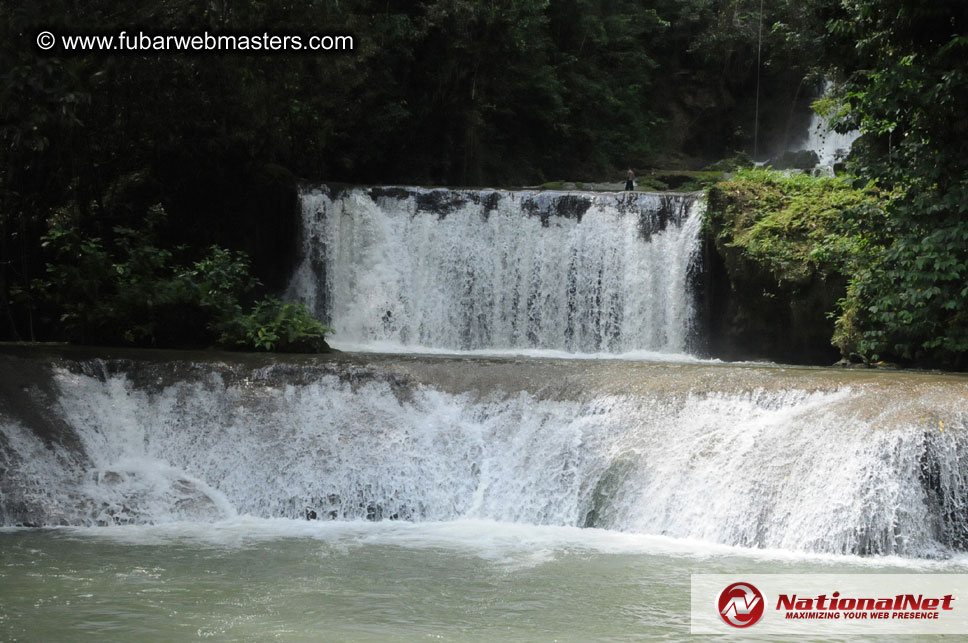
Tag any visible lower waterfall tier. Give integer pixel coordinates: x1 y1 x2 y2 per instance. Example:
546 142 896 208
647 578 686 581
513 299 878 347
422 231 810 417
2 348 966 558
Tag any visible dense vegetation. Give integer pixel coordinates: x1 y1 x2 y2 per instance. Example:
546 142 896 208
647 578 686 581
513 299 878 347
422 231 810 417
0 0 966 366
710 0 968 368
0 0 833 348
27 205 331 351
823 0 968 368
705 169 886 364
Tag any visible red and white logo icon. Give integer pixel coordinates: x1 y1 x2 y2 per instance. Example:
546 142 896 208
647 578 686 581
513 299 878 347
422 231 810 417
718 582 765 628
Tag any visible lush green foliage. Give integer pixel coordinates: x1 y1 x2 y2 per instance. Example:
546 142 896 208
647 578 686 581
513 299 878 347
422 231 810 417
638 170 725 192
822 0 968 366
708 169 885 285
24 207 329 351
699 1 968 368
219 298 333 353
705 169 887 364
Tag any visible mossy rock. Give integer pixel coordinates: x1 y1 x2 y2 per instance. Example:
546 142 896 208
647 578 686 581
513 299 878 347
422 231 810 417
703 152 755 172
702 169 885 364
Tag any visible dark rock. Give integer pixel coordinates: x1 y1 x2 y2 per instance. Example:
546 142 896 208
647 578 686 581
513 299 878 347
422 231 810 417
768 150 820 170
469 190 501 212
553 194 593 221
519 192 593 227
368 186 412 202
637 194 694 240
414 189 468 217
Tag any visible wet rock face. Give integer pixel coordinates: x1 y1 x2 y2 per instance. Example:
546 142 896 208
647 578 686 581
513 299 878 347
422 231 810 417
636 194 693 241
299 492 418 523
79 470 225 526
919 432 968 552
362 185 693 231
368 186 413 202
543 194 593 222
696 245 844 364
0 355 85 452
0 354 91 527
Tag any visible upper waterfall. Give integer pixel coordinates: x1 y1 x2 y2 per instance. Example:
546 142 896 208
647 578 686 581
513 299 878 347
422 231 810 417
286 186 703 355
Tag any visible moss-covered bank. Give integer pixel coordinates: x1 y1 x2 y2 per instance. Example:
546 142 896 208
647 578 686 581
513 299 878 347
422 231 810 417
701 170 885 365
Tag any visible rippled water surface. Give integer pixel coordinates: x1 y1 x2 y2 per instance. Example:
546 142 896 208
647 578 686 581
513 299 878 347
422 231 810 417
4 520 965 642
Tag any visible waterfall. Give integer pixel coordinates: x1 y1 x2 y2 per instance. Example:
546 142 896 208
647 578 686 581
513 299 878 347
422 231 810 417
3 352 967 558
5 181 966 564
794 81 862 168
286 186 703 355
801 113 861 168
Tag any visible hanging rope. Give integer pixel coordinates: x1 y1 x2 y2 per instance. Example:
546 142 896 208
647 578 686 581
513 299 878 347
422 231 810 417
753 0 764 160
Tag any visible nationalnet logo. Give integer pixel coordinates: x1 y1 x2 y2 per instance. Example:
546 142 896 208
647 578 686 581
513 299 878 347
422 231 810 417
776 589 954 620
718 582 764 627
693 574 968 634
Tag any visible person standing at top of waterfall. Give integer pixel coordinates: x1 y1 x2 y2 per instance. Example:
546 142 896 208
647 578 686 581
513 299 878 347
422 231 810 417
625 168 635 191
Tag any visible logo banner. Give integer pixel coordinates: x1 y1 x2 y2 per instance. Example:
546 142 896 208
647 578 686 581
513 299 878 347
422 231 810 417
692 574 968 635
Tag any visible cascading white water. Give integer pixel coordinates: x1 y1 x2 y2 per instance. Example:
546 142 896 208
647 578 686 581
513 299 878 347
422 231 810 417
286 187 703 354
794 81 861 168
802 113 861 168
3 355 966 558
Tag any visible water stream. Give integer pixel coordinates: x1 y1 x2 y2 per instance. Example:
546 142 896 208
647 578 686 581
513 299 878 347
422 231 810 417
286 186 703 355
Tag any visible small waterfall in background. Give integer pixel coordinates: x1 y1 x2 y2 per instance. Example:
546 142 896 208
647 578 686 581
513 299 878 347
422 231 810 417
286 186 703 355
793 81 862 168
801 114 861 168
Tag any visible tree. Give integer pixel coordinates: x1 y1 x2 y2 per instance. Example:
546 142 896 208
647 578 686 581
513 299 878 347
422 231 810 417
825 0 968 366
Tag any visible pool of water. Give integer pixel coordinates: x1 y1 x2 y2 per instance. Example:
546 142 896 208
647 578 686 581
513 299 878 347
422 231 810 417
3 519 963 641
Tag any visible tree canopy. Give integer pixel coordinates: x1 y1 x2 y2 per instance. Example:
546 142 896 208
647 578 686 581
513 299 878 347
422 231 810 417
824 0 968 366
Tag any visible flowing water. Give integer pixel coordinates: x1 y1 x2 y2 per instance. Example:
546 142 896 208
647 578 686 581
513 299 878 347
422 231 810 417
792 81 862 168
3 350 968 640
2 186 967 640
286 186 703 355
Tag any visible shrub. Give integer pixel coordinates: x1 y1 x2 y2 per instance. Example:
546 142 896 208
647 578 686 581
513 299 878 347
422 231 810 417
218 297 333 352
28 205 331 352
